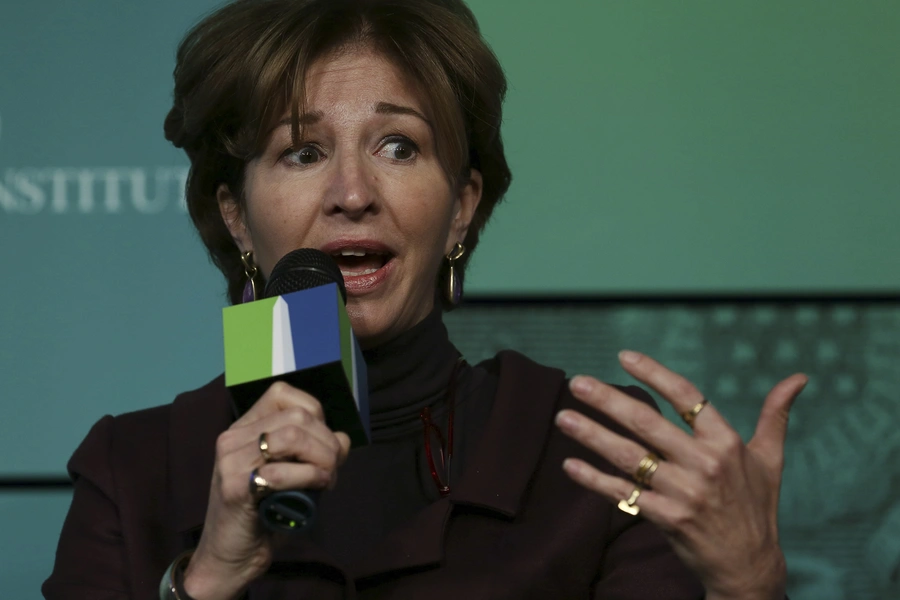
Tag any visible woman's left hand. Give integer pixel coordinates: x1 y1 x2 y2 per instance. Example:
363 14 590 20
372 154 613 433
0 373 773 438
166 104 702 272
556 350 807 600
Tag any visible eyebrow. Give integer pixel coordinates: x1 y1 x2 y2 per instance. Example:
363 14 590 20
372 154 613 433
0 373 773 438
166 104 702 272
273 102 432 132
275 111 324 129
374 102 432 127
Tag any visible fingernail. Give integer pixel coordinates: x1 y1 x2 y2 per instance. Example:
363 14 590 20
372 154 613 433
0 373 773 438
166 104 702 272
555 410 579 431
562 458 581 475
570 376 593 395
619 350 641 364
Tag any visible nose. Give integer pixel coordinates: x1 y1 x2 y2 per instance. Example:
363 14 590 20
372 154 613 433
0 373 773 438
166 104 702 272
322 151 378 219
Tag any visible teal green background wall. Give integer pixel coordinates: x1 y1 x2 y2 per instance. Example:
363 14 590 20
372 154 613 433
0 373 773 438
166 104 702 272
471 0 900 293
1 1 897 598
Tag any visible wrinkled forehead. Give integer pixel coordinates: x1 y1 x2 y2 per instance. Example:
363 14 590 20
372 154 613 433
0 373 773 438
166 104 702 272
303 47 432 120
258 43 438 144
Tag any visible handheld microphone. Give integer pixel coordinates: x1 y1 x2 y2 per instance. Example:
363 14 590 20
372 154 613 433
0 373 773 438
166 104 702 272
222 248 369 532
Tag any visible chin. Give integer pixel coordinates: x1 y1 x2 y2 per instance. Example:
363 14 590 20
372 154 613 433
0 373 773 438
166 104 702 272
345 301 391 349
348 297 432 349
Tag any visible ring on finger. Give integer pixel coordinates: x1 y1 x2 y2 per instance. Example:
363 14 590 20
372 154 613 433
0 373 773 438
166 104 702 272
617 486 642 516
634 452 660 486
248 468 271 503
681 398 709 428
259 432 272 462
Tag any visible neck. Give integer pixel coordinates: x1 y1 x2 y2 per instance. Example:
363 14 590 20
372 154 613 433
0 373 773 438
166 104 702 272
362 307 459 437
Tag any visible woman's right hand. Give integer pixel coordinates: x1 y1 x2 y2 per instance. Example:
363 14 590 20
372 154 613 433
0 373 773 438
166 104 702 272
182 381 351 600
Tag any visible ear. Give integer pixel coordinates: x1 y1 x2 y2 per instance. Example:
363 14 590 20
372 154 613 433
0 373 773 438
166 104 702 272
217 183 252 252
447 168 483 252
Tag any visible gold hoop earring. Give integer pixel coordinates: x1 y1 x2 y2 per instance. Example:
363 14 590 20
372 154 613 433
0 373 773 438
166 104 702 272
444 242 466 306
240 251 259 303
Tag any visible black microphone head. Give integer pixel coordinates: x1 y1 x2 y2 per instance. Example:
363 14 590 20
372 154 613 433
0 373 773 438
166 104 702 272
264 248 347 302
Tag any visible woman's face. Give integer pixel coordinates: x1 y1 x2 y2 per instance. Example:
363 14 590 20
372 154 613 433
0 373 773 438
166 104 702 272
219 47 482 347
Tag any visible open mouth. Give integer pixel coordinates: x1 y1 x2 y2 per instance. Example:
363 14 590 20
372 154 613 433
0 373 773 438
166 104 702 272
330 248 393 278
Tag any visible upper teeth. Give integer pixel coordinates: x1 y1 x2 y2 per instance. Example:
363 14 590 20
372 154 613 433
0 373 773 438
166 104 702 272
340 249 367 256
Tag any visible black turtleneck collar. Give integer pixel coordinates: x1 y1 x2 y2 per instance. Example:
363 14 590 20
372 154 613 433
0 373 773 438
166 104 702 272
362 307 460 438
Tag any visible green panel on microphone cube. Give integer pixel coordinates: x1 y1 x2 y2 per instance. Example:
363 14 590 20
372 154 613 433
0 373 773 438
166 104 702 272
222 297 278 387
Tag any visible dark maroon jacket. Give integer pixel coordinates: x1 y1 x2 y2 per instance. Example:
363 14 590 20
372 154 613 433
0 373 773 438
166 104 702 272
43 351 704 599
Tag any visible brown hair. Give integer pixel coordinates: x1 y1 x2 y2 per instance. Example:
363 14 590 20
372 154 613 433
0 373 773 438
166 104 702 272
164 0 510 307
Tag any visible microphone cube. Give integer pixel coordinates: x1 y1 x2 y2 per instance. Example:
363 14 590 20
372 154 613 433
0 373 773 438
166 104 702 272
223 282 369 447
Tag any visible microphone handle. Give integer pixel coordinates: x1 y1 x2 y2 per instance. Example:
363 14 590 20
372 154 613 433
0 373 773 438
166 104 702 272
259 489 321 532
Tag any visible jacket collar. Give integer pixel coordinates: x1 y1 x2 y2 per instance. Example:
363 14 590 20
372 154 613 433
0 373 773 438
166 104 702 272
454 350 564 514
351 350 565 580
166 350 566 580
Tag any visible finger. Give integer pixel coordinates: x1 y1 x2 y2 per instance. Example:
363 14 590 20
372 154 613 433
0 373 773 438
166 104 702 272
556 408 704 501
615 351 730 434
220 406 341 462
254 408 342 459
216 446 333 506
561 458 683 533
567 376 701 464
263 422 345 471
218 425 343 497
748 373 808 467
325 432 352 491
255 461 333 495
334 432 352 467
233 381 326 428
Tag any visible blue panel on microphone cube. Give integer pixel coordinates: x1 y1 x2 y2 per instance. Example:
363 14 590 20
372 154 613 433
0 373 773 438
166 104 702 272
282 283 342 372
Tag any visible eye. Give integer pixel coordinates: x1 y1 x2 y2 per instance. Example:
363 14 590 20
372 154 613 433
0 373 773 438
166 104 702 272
283 145 323 166
378 136 419 162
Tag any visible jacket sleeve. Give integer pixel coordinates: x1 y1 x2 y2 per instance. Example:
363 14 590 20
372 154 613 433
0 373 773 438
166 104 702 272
42 415 131 599
592 516 704 599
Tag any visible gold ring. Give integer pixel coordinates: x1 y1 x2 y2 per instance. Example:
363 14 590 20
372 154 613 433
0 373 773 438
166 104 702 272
681 398 709 427
617 486 642 516
248 468 271 503
259 432 272 462
634 452 660 486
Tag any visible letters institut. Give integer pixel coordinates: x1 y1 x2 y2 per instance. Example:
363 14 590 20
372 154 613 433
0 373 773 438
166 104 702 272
0 167 188 215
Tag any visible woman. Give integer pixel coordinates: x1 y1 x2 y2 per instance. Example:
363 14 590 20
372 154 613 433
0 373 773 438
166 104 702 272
43 0 805 598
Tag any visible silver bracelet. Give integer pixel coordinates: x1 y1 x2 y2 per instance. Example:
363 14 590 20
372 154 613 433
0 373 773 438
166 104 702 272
159 549 195 600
